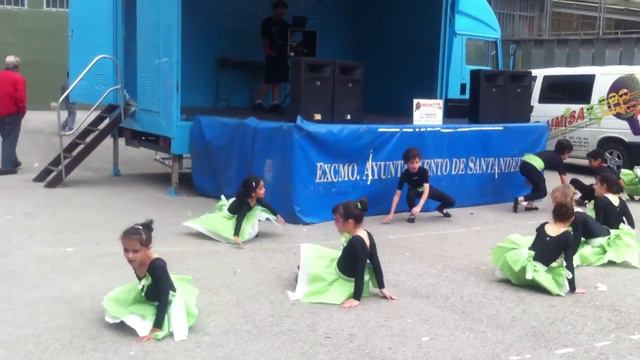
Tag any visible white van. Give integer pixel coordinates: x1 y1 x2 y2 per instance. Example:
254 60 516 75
530 66 640 171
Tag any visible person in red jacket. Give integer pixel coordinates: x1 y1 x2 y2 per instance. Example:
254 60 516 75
0 55 27 175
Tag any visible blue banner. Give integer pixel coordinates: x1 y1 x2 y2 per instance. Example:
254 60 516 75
191 116 548 224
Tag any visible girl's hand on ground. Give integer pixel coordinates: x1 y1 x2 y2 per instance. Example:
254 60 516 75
139 328 160 342
381 215 394 224
573 288 587 294
341 298 360 309
277 215 286 226
379 289 398 301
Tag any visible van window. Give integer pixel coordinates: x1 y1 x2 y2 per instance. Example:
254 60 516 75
538 75 595 104
466 39 498 69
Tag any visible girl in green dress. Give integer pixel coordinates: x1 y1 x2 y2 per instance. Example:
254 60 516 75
289 198 397 308
103 220 199 341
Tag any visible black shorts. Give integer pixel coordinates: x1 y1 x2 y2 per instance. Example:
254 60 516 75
264 55 290 84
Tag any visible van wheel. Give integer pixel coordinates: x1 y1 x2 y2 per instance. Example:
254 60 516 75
599 142 630 171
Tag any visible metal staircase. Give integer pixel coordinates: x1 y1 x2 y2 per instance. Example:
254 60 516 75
33 55 129 188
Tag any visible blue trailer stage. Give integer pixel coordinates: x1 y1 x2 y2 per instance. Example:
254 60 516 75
191 117 548 224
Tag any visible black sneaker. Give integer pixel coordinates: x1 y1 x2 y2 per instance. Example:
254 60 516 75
0 169 18 176
252 102 266 112
268 103 283 114
438 209 452 218
13 161 22 170
407 216 416 223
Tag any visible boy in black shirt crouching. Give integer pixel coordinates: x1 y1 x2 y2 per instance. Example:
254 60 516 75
382 148 456 224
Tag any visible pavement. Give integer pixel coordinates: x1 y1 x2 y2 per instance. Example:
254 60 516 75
1 112 639 360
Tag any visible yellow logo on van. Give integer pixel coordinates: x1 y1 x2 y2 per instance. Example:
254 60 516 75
548 74 640 138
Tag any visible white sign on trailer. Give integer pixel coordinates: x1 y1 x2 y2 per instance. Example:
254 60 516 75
413 99 443 125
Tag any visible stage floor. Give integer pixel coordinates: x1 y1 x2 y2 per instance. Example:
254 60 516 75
182 107 470 125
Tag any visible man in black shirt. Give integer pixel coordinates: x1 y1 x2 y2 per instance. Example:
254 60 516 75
254 1 290 113
570 149 621 205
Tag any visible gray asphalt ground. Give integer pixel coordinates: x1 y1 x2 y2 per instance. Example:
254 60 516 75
1 112 639 360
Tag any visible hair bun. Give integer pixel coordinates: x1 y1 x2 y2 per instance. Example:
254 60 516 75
140 219 154 233
357 197 369 213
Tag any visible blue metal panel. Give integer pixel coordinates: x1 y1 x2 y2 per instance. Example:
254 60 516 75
121 0 181 146
438 0 454 99
446 0 503 101
68 0 118 105
455 0 501 38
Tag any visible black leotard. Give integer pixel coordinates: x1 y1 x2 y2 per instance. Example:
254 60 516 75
337 231 385 301
136 258 176 330
227 198 279 237
536 150 567 175
529 223 576 292
571 211 610 243
594 196 635 229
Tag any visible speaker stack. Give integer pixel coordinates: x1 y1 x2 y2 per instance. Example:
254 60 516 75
291 58 334 123
469 70 532 124
291 58 363 123
333 61 363 124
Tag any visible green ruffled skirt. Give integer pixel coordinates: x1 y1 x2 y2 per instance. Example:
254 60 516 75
183 196 278 243
574 224 640 267
103 275 199 341
621 168 640 197
287 244 378 304
490 234 570 296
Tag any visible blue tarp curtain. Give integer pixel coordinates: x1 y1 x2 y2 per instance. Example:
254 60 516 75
191 116 548 224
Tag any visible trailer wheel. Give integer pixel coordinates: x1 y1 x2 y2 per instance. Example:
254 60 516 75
599 141 630 172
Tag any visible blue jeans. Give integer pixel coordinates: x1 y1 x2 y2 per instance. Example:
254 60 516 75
0 114 22 170
61 102 77 131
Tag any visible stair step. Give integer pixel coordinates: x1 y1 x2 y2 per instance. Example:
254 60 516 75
37 103 128 189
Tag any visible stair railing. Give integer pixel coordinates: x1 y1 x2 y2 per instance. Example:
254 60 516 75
56 55 125 179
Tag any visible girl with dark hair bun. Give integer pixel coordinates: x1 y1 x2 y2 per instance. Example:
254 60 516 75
593 173 635 229
491 203 585 296
184 176 285 248
289 198 397 308
103 220 199 341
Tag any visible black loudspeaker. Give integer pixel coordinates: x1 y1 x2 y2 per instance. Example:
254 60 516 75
469 70 532 124
333 61 363 123
504 71 533 123
291 58 334 122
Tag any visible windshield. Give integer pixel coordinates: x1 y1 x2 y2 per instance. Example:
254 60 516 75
466 39 498 69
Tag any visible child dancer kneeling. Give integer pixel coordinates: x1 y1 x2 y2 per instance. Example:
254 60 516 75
103 220 199 341
513 139 573 212
491 203 585 295
289 198 397 308
184 176 285 248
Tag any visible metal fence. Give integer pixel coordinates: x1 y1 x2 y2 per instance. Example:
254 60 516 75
490 0 640 39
